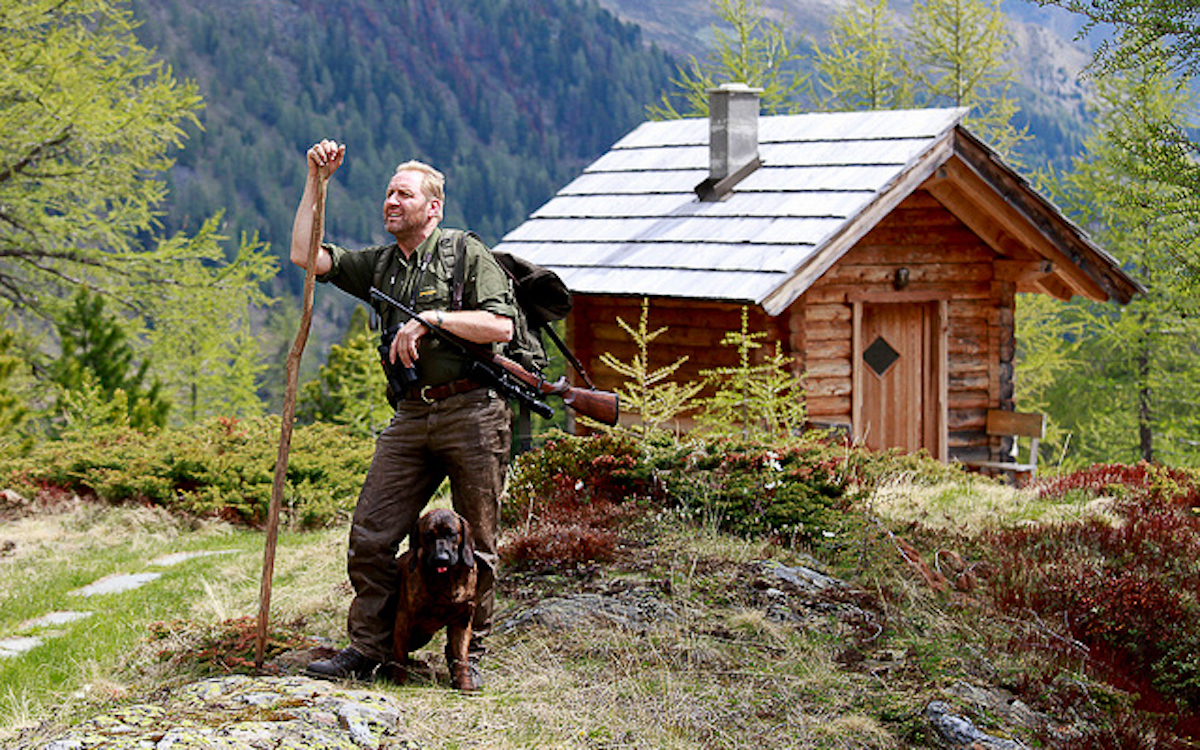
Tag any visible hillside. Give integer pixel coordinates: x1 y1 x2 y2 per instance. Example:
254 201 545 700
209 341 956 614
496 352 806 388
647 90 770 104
131 0 1095 297
128 0 676 295
5 444 1200 748
596 0 1096 168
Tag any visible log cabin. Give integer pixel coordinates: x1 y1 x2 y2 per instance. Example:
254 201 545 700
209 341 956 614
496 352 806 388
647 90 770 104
492 84 1143 465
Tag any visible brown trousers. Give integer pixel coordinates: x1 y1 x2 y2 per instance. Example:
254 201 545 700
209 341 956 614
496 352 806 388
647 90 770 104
345 388 512 662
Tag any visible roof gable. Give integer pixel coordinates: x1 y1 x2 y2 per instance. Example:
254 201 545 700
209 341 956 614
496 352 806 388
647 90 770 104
493 107 1142 314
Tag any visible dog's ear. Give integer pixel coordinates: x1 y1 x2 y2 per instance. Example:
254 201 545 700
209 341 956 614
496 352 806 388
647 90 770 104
457 516 476 568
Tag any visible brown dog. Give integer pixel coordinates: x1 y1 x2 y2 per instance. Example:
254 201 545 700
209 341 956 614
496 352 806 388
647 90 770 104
391 508 480 690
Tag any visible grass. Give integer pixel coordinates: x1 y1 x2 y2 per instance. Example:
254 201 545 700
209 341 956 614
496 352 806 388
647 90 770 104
3 467 1196 748
0 500 347 732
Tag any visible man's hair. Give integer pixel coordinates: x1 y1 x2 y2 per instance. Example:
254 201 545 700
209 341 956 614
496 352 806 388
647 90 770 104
394 160 445 206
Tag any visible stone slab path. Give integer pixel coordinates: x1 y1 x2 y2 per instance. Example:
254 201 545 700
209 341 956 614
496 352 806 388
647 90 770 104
0 549 236 660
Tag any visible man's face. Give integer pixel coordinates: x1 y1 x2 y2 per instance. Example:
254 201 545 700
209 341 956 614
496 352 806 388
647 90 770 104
383 170 440 239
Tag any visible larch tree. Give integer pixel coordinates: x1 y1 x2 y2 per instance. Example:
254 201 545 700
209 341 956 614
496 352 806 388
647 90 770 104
1034 0 1200 278
1018 61 1200 467
647 0 809 118
813 0 915 111
908 0 1027 158
1 0 277 425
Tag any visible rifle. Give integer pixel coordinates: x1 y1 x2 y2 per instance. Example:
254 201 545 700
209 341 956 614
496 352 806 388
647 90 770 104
369 287 620 426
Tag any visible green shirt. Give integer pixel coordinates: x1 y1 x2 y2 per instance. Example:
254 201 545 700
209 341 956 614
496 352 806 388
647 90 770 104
318 227 516 388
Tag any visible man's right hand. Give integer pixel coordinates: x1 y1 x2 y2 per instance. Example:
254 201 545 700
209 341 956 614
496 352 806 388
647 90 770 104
291 140 344 274
308 139 345 181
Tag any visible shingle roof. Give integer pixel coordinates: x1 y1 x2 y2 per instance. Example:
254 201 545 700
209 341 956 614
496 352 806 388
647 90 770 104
494 107 970 311
493 106 1143 313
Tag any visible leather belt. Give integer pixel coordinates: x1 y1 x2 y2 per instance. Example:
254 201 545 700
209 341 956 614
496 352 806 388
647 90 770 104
405 378 484 403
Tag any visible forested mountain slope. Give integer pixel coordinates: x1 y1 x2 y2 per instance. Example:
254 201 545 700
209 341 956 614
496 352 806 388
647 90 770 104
129 0 1094 301
129 0 676 295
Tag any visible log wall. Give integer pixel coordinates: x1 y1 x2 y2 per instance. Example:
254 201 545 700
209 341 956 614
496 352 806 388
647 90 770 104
566 191 1023 460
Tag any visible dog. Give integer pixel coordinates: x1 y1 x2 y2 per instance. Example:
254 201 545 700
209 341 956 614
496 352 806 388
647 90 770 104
391 508 480 691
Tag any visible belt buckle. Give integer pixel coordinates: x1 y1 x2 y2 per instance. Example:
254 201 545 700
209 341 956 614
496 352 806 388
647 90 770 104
419 385 436 404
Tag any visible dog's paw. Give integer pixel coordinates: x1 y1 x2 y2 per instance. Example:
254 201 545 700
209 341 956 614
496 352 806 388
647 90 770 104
448 658 483 691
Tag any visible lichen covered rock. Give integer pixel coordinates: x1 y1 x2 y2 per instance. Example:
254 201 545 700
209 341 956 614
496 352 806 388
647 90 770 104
21 675 419 750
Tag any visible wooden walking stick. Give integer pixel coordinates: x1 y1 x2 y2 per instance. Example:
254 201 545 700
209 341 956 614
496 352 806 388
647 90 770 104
255 173 328 667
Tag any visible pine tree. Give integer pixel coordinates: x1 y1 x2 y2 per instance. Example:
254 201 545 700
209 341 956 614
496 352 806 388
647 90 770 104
297 305 392 438
696 307 807 440
51 289 171 431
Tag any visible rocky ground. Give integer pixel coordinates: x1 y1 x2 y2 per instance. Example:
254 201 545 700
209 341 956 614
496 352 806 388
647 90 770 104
9 548 1043 749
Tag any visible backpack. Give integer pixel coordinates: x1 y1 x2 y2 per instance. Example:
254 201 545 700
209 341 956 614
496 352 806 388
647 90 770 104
448 230 572 373
448 228 573 372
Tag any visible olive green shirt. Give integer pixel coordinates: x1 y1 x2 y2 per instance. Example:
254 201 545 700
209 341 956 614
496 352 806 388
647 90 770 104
318 227 516 389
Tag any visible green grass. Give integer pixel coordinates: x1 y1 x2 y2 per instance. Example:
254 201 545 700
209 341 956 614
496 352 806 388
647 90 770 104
0 503 347 732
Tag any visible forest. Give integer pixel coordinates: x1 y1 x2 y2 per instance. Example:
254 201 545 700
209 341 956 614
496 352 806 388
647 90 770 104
1 0 1199 467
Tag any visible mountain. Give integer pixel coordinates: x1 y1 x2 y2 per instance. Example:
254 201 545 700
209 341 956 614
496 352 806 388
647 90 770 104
128 0 677 296
129 0 1096 301
595 0 1096 168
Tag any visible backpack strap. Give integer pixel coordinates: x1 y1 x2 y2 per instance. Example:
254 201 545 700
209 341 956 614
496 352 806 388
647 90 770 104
369 243 397 328
449 229 469 311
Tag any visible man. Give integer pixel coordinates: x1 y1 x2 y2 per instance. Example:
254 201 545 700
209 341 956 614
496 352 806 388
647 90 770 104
292 140 515 683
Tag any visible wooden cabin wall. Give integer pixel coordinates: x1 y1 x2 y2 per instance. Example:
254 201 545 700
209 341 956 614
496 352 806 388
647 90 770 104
564 191 1017 459
567 297 787 425
794 190 1015 460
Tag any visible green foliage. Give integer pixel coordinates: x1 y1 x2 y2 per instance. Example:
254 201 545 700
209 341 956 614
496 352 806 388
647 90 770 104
813 0 914 111
1020 65 1200 468
506 430 961 557
0 416 371 527
50 289 171 432
1037 0 1200 280
0 0 202 315
660 438 854 543
908 0 1028 158
647 0 810 118
128 0 675 267
298 306 392 437
140 216 276 424
598 298 703 435
0 317 31 457
696 306 807 440
1038 0 1200 80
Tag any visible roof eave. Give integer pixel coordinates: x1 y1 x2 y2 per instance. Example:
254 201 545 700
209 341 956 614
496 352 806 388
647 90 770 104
758 116 964 316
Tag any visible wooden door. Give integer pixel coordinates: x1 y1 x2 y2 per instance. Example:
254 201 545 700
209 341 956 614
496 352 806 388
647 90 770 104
853 300 947 458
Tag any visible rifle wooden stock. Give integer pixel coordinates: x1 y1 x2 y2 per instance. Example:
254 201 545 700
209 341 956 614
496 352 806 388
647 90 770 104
492 355 620 426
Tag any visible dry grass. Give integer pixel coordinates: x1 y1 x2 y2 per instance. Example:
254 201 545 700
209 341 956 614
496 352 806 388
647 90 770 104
864 474 1122 534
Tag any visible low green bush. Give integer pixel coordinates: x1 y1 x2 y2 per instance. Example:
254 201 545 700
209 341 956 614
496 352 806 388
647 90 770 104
505 431 960 558
0 416 371 527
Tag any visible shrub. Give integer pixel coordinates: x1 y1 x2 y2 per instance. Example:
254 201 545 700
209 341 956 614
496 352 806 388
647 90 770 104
0 416 371 527
503 431 648 567
501 431 953 567
984 463 1200 727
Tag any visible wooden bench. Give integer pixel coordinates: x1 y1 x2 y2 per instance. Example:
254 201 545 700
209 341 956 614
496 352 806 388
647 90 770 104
962 409 1046 486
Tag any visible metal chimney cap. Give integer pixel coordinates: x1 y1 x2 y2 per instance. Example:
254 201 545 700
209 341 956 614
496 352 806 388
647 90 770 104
708 82 764 94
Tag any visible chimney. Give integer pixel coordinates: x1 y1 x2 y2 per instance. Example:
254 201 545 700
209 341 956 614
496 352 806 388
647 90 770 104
696 83 763 202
